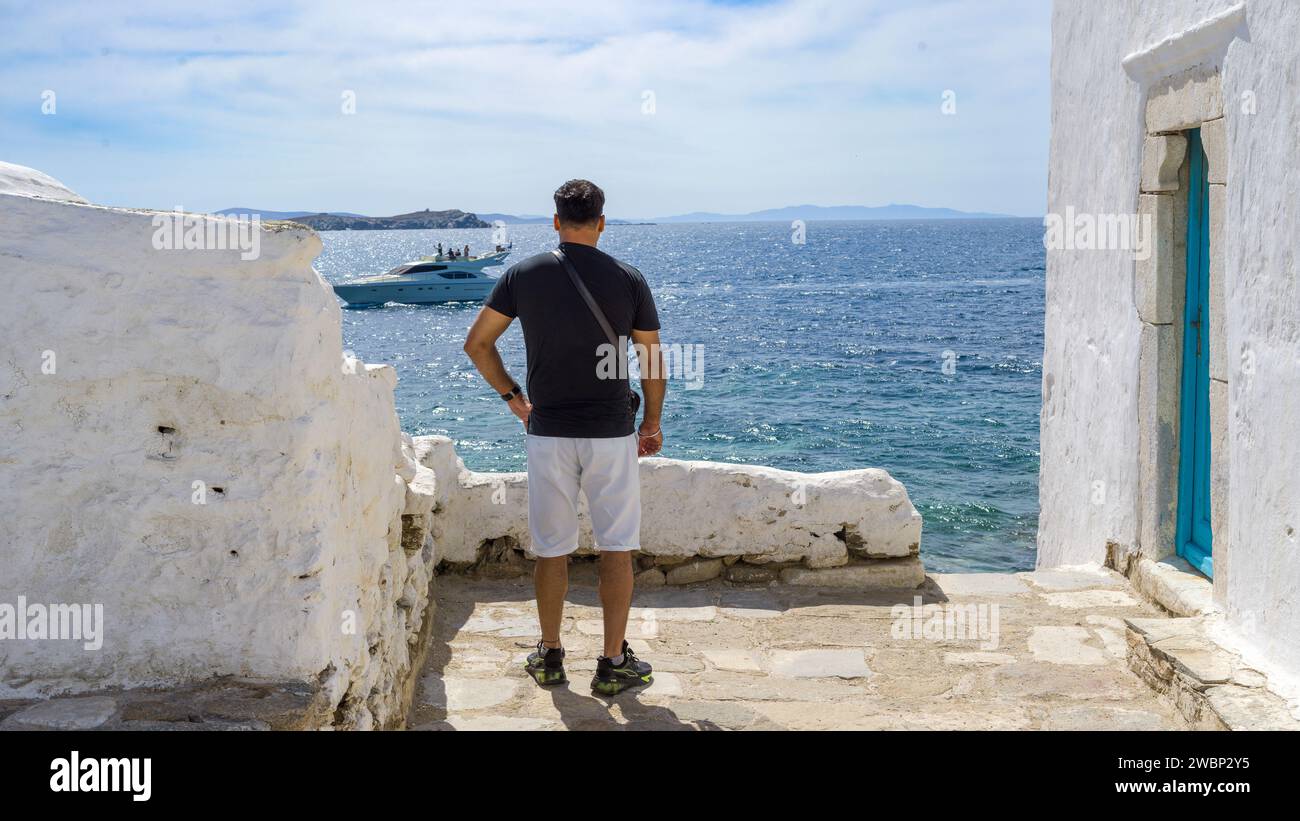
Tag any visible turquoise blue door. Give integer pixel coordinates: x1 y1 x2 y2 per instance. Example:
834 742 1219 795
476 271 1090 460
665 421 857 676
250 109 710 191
1176 128 1213 578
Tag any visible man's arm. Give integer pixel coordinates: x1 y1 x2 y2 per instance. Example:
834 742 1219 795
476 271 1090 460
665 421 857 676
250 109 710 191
463 306 531 426
631 327 666 456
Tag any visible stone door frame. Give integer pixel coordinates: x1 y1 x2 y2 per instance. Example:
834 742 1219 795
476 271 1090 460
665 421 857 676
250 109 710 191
1134 65 1229 602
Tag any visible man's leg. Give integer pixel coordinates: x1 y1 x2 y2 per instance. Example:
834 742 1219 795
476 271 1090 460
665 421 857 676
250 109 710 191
535 556 569 650
581 435 652 693
525 434 581 656
597 551 633 657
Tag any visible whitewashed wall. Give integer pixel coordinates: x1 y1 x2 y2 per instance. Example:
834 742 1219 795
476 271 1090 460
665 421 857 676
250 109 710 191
0 163 437 727
1041 1 1300 677
415 436 922 568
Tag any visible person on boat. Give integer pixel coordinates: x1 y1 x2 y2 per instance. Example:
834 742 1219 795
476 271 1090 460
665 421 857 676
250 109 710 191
462 179 666 695
464 244 471 259
436 242 443 259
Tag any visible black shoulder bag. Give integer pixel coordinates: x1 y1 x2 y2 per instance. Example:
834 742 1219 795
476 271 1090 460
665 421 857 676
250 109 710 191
551 248 642 423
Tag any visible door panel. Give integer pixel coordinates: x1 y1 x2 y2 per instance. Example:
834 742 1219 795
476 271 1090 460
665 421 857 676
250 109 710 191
1177 128 1213 578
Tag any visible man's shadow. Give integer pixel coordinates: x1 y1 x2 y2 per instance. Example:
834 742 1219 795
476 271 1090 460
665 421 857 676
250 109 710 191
414 573 777 731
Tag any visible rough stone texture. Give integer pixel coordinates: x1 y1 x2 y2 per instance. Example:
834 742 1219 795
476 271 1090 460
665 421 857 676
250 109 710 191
414 436 922 567
780 558 924 590
1207 182 1227 381
1126 615 1300 730
1043 1 1300 682
407 574 1187 731
665 559 724 586
1145 65 1224 133
0 678 343 731
1201 116 1227 185
634 568 666 587
1125 556 1215 617
1208 378 1230 603
1139 134 1186 193
4 697 119 730
1136 321 1182 561
0 162 439 729
932 573 1029 596
1135 193 1186 327
725 564 780 585
1039 589 1140 609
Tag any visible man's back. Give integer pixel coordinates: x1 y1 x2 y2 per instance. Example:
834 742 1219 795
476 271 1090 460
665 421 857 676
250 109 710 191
463 178 666 696
485 241 659 438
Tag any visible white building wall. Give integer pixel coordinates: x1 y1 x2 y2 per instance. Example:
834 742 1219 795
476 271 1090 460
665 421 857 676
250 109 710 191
0 164 437 725
1041 0 1300 677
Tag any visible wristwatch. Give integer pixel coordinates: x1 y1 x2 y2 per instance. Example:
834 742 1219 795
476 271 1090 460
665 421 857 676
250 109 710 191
500 384 522 401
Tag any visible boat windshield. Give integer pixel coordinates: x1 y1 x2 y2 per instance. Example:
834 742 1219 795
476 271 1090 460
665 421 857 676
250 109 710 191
386 262 448 276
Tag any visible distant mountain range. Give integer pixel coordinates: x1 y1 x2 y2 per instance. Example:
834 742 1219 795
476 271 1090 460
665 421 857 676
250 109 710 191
214 203 1013 230
478 213 649 226
645 204 1014 222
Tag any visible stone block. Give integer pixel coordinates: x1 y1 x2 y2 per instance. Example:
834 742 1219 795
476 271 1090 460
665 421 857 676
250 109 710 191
1027 626 1108 666
1201 116 1227 184
1135 194 1181 324
702 649 764 673
1130 557 1214 617
1137 322 1182 559
768 649 871 679
1140 134 1186 193
1204 685 1300 731
665 558 723 585
1019 566 1128 591
4 697 118 730
725 563 779 584
634 568 666 587
1040 589 1140 609
1209 378 1229 599
933 572 1029 596
1146 68 1222 134
779 557 924 589
1208 182 1227 381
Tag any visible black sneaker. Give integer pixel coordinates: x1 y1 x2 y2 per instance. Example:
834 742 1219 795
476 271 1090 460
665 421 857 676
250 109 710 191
591 640 653 695
524 641 567 686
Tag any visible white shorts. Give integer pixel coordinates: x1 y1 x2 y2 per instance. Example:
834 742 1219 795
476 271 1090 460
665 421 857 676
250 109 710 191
526 434 641 558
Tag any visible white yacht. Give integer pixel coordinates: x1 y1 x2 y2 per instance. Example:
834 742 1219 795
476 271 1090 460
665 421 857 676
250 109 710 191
332 249 509 308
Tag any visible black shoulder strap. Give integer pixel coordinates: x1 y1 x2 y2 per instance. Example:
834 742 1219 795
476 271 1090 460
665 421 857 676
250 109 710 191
552 248 619 348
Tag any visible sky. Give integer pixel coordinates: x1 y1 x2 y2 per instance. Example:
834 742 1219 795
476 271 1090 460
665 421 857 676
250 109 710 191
0 0 1051 218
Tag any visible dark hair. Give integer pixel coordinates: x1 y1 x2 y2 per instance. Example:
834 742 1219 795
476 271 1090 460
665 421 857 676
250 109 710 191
553 179 605 225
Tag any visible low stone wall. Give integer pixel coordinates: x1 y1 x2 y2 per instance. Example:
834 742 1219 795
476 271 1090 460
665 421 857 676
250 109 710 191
0 162 438 729
414 436 924 588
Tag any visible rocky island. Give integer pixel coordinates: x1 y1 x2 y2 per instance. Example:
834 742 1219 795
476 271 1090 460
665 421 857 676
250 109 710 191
285 208 489 231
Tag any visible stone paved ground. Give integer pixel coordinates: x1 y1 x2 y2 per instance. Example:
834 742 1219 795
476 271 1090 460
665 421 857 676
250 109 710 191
408 566 1189 731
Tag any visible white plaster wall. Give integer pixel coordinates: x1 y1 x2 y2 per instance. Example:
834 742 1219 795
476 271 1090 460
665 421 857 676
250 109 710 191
415 436 921 567
0 163 437 722
1042 1 1300 676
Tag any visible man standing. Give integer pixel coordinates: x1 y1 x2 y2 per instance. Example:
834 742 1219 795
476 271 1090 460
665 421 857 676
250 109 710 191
463 179 666 695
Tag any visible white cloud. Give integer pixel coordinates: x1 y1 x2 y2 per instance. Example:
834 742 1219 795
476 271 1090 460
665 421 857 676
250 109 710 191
0 0 1049 216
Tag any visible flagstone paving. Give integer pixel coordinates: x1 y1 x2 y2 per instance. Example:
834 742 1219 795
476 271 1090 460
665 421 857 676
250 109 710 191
407 567 1190 731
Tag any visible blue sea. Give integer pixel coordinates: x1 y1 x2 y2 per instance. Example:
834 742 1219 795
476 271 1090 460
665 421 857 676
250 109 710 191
314 220 1045 573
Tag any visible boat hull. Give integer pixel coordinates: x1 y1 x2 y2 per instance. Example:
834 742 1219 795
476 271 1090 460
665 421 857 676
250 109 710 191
333 278 495 307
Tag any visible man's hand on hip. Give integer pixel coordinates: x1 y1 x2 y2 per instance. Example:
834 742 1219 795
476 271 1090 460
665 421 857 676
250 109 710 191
508 394 532 428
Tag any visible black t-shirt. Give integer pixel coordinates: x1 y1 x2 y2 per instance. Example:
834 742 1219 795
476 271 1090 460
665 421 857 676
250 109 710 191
485 242 660 438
